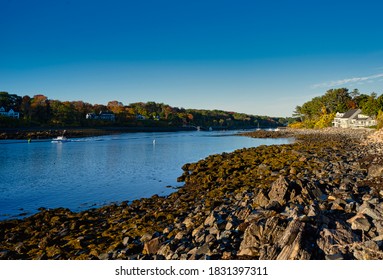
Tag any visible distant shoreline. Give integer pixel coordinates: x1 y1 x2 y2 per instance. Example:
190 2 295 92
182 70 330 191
0 126 195 140
0 125 269 140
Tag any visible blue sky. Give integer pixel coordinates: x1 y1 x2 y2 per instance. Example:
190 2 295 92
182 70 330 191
1 0 383 117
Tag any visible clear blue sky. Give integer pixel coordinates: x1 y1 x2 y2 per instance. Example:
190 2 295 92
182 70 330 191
1 0 383 117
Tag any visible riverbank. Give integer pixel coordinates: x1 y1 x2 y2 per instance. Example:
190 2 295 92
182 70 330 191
1 128 383 260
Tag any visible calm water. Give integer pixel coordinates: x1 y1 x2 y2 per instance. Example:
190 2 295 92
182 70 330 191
0 130 291 220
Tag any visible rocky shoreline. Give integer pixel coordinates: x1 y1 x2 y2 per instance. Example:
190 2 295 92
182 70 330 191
1 128 383 260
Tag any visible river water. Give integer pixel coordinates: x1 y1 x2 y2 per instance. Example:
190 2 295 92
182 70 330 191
0 130 292 220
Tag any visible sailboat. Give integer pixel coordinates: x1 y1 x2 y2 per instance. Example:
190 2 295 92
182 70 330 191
51 130 70 143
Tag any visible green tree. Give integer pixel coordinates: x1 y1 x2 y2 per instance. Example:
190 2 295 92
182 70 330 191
30 94 50 124
361 93 379 116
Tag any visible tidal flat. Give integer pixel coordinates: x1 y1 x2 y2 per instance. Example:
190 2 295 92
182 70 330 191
1 128 383 260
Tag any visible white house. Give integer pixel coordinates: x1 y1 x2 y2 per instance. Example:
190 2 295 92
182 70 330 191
0 107 20 119
332 108 376 128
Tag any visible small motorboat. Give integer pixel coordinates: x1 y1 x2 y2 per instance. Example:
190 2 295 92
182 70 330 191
51 136 70 143
52 130 70 143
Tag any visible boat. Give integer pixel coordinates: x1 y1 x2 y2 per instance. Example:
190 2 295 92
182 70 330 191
51 136 70 143
51 130 70 143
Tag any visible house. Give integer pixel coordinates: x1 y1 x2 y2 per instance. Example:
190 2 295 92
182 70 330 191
99 112 115 121
86 111 115 121
86 113 97 119
332 108 376 128
0 107 20 119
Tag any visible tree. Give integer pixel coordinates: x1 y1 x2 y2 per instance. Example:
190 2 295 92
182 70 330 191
30 94 50 124
21 95 31 120
107 101 124 114
0 92 22 110
322 88 351 113
361 93 379 116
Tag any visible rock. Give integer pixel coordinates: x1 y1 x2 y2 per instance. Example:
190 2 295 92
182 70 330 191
173 231 184 240
373 220 383 235
268 218 309 260
347 214 371 232
289 167 297 175
237 221 263 257
317 223 360 255
140 233 153 243
238 213 310 260
157 244 173 260
205 234 216 244
234 207 251 220
196 243 211 255
359 205 381 221
222 251 232 260
143 237 160 255
268 176 289 205
325 253 344 260
191 224 204 237
204 213 216 227
253 190 269 208
225 221 234 230
98 252 112 260
122 236 130 246
207 226 219 236
368 164 383 178
353 241 381 260
183 217 194 229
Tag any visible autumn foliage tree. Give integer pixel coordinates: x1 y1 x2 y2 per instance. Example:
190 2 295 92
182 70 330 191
0 92 288 128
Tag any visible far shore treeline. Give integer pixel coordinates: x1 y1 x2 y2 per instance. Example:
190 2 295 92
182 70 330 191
0 92 288 129
291 88 383 129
